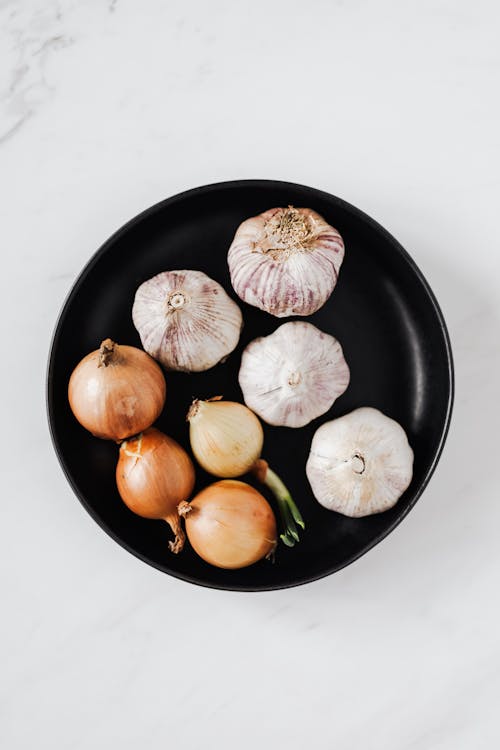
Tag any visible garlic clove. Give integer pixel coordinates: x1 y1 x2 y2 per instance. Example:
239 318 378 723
228 206 344 317
238 321 350 428
132 270 243 372
306 407 414 517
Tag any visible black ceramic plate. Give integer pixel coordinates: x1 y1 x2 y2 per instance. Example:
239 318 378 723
47 180 453 591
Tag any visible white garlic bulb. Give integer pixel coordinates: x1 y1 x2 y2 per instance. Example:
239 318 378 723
132 270 243 372
227 206 344 317
238 321 350 428
306 407 414 517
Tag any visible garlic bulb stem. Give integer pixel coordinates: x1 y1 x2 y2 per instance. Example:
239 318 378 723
168 291 188 309
351 454 365 474
252 460 304 547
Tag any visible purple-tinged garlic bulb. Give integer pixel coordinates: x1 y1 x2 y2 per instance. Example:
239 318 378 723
227 206 344 317
132 270 242 372
306 408 414 517
238 321 350 428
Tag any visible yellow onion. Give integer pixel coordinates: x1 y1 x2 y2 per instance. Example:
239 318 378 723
178 480 277 569
187 397 263 477
187 397 304 547
68 338 166 441
116 428 195 553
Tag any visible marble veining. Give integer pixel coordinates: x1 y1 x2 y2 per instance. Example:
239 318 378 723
1 0 499 748
0 4 74 143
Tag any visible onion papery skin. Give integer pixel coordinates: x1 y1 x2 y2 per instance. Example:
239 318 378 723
68 339 166 441
188 398 264 478
116 428 195 553
180 480 277 569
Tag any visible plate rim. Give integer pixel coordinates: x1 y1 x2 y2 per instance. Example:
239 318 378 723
46 179 455 591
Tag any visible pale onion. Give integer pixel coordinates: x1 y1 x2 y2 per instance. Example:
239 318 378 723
187 397 304 547
178 480 277 569
227 206 344 317
239 321 350 428
132 269 243 372
306 407 414 517
68 338 166 441
116 428 195 553
188 397 263 478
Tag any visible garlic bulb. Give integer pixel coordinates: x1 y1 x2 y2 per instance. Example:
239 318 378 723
227 206 344 317
239 321 350 428
306 407 414 517
132 270 243 372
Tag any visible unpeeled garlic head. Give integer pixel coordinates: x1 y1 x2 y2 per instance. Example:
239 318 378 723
132 270 242 372
238 321 350 428
306 407 414 517
227 206 344 317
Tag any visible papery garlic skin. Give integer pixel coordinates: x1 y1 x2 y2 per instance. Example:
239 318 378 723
227 207 344 317
239 322 350 428
306 407 414 517
188 399 264 478
132 270 243 372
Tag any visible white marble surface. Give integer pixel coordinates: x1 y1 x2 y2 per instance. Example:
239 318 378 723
1 0 499 747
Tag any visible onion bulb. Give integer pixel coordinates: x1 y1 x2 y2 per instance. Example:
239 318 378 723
178 480 277 569
116 428 195 553
68 339 166 441
187 397 304 547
